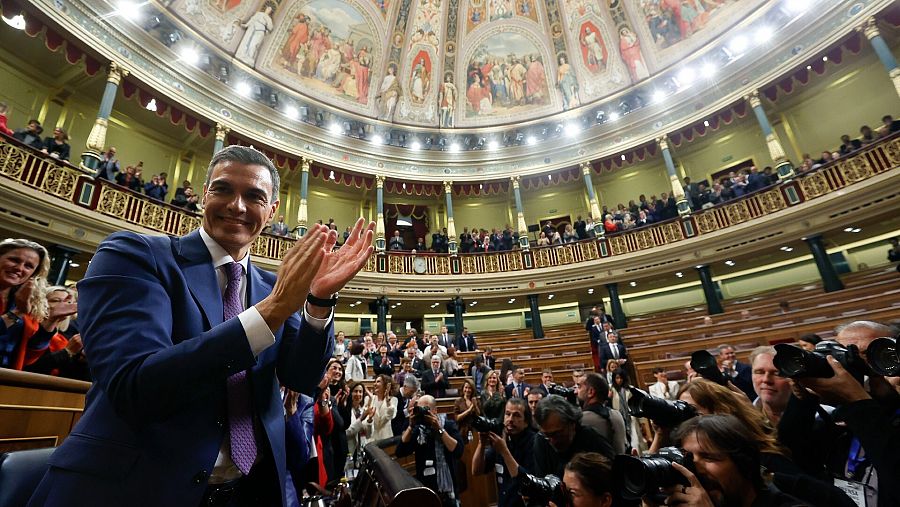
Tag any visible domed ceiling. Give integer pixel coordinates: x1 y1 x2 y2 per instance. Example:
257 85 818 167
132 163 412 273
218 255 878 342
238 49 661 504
163 0 764 128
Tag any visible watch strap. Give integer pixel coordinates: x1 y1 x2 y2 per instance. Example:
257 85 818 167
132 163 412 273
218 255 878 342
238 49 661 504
307 293 338 307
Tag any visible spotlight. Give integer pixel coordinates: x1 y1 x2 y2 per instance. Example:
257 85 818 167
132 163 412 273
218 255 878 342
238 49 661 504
676 67 695 87
371 133 384 145
2 13 25 30
285 106 299 120
755 26 774 44
785 0 811 15
526 136 537 145
235 81 252 97
729 35 749 54
651 90 666 103
118 0 143 21
449 143 460 153
179 46 200 66
487 140 499 151
410 140 421 150
145 98 158 112
588 288 594 294
328 123 342 135
700 62 717 79
703 120 710 127
564 123 581 137
608 111 621 121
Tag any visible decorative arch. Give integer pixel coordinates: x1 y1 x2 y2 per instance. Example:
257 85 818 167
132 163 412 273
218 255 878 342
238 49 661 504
558 8 629 102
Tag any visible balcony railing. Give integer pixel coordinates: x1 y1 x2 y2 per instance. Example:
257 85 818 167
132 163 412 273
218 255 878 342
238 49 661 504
1 133 898 275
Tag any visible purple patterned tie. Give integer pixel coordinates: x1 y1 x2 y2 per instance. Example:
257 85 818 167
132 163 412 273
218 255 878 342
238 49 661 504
223 261 257 475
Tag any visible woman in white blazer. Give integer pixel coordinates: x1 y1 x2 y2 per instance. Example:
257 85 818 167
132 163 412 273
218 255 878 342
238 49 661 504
370 374 398 442
345 381 374 459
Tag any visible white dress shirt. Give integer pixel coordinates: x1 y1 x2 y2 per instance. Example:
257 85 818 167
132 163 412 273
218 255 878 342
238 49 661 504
200 227 333 482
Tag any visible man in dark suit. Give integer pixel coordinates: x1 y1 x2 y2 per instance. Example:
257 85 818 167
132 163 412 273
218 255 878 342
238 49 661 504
574 215 587 239
456 326 477 352
436 325 453 350
395 395 464 507
29 146 375 507
598 331 627 372
504 367 530 399
588 315 605 372
422 355 450 398
718 344 754 400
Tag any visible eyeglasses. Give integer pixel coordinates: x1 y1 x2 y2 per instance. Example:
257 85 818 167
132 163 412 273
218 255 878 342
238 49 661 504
539 426 569 441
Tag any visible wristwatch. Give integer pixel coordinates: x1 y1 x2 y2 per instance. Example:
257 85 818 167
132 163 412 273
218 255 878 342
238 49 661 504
307 292 338 307
437 428 445 436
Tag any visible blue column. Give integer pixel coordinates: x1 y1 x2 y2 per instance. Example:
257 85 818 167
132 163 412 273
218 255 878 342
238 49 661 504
510 176 529 249
746 91 793 179
862 17 900 98
579 162 604 236
805 235 844 292
657 136 690 216
375 296 389 334
451 297 465 341
375 175 386 252
47 245 79 286
82 62 127 171
297 158 310 237
527 294 544 339
605 283 627 329
696 265 724 315
444 181 458 255
213 123 229 154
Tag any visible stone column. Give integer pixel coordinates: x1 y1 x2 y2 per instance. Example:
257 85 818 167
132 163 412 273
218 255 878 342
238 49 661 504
297 157 310 237
510 176 530 250
82 62 128 171
443 181 458 255
805 235 845 292
605 283 627 329
696 265 724 315
375 175 386 252
375 296 389 335
745 91 794 180
657 135 690 216
47 246 78 286
213 123 230 154
579 161 604 236
451 296 465 341
527 294 544 339
861 17 900 98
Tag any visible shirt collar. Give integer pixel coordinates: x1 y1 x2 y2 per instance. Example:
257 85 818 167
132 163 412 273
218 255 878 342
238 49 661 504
199 226 250 272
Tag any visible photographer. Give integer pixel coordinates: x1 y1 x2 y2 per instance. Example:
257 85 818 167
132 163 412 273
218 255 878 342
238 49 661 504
658 414 807 507
551 452 615 507
791 320 900 507
472 398 537 507
533 395 614 478
395 395 464 507
576 373 627 455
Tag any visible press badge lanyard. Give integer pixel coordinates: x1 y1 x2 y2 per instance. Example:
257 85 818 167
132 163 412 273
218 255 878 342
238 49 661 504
846 437 867 478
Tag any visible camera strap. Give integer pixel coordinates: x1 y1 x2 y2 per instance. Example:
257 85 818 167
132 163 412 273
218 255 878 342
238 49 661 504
846 437 868 477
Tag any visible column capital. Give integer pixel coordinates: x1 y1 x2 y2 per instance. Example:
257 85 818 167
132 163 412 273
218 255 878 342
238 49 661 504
300 157 312 172
107 61 128 85
443 180 453 194
509 175 520 188
656 134 670 152
744 90 762 109
579 161 593 175
860 16 880 40
375 174 385 188
214 123 230 142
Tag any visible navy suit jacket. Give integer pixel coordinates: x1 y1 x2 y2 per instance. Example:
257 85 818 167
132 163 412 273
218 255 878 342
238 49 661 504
456 333 477 352
599 342 627 367
29 230 332 507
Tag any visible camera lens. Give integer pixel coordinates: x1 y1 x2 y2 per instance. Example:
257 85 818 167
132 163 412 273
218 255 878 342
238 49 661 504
867 337 899 377
614 450 690 500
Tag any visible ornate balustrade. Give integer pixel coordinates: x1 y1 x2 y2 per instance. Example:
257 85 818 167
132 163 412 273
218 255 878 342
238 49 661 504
1 133 898 275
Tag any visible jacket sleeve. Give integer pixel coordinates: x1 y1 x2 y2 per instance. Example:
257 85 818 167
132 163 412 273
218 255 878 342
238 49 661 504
374 397 397 430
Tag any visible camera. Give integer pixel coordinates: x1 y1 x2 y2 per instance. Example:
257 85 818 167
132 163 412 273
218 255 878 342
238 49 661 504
866 337 899 377
548 384 578 405
627 388 697 428
471 416 504 435
413 405 431 424
773 341 868 383
614 447 693 501
690 350 729 386
518 473 568 507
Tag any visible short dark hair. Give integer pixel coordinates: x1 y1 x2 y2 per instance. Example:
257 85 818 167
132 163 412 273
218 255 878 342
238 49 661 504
883 115 893 122
565 453 614 498
798 333 821 346
206 145 280 199
534 394 582 426
582 373 609 402
506 397 533 426
674 415 764 491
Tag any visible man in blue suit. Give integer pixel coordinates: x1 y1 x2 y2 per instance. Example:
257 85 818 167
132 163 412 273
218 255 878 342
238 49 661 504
29 146 375 507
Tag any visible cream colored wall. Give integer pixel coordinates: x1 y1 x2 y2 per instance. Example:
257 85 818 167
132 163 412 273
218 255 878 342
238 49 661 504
595 158 670 208
844 241 895 271
619 287 707 316
673 116 772 182
455 197 514 232
521 184 590 226
717 261 820 299
306 183 367 232
540 304 581 327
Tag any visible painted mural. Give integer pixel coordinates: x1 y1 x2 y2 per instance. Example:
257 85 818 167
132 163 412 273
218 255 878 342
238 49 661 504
464 31 550 119
259 0 380 108
465 0 538 34
170 0 270 55
395 0 446 124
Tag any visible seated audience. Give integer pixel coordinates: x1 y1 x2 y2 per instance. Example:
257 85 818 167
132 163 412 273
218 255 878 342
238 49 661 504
839 133 862 155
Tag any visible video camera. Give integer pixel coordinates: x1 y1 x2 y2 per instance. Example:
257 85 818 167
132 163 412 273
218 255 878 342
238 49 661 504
773 341 869 383
614 447 693 501
471 415 504 435
548 384 578 405
518 472 568 507
627 388 697 428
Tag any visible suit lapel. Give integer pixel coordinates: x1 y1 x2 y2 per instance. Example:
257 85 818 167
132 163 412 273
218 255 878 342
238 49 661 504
247 263 269 309
175 231 223 329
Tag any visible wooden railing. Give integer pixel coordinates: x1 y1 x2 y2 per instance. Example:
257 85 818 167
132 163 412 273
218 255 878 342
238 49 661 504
1 133 898 273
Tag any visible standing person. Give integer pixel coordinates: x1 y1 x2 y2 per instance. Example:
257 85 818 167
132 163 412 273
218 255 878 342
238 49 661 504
472 398 536 507
345 342 368 381
469 354 490 394
481 370 506 420
422 355 450 398
588 315 604 372
453 379 481 443
456 326 477 352
95 147 120 181
344 381 374 462
320 358 349 483
576 373 627 455
505 367 530 399
888 237 900 272
370 374 398 442
29 146 375 506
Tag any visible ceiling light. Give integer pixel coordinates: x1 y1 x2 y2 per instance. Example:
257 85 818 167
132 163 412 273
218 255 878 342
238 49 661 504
145 98 158 112
449 143 460 153
235 81 252 97
700 62 717 79
179 46 200 66
526 136 537 145
651 90 666 103
285 106 299 120
620 154 626 161
487 140 499 151
725 260 736 266
588 288 594 294
676 67 695 87
479 184 483 190
755 26 774 44
785 0 811 15
822 56 828 62
118 0 142 21
391 304 396 309
371 133 384 145
548 294 555 299
564 123 581 137
2 14 26 30
780 246 794 252
729 35 749 54
328 123 342 135
396 302 402 306
608 111 621 121
629 281 637 287
410 141 421 151
703 120 710 127
69 262 81 268
355 301 362 305
675 272 683 278
696 265 704 269
843 227 855 232
852 228 862 233
806 65 812 70
508 298 516 304
328 170 335 180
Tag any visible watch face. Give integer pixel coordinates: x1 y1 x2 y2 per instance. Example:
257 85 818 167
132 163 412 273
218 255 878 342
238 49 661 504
414 257 427 273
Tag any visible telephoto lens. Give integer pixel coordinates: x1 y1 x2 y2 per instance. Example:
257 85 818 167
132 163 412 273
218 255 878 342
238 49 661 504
614 447 693 501
773 341 868 383
548 384 578 405
413 404 431 425
627 388 697 428
866 337 899 377
471 415 504 435
690 350 729 386
517 473 568 507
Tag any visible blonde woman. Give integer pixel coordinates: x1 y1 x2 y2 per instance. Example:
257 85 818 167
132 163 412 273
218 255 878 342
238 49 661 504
371 374 398 441
480 369 506 420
